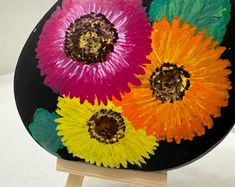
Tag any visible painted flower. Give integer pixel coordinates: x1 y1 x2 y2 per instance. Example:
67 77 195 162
115 17 232 144
36 0 151 105
55 97 158 168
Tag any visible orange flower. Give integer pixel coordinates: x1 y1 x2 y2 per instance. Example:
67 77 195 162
115 17 232 144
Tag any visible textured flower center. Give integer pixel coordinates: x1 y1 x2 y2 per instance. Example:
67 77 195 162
150 63 190 103
87 109 125 144
64 12 119 65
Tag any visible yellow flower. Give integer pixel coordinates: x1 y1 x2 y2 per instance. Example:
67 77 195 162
56 97 158 168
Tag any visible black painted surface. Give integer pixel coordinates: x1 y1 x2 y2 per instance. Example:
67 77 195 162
142 0 152 12
14 0 235 171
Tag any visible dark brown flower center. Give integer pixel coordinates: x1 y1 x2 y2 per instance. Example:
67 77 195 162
64 12 118 65
150 63 190 103
87 109 125 144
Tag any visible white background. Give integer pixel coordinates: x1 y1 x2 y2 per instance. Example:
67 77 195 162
0 0 56 75
0 1 235 187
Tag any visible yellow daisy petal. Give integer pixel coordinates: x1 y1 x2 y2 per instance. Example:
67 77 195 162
56 97 158 168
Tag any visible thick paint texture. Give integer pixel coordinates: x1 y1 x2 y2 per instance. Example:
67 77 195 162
29 109 64 156
149 0 231 43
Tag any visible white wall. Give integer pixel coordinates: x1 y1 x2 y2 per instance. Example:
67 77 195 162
0 0 57 75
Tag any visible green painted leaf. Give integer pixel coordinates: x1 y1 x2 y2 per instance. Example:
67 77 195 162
29 108 64 157
149 0 231 43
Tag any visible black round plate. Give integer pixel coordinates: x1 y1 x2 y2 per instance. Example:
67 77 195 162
14 0 235 171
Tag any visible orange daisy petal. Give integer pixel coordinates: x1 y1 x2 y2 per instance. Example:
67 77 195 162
114 17 231 144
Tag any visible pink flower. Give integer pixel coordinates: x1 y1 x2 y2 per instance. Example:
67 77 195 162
36 0 151 105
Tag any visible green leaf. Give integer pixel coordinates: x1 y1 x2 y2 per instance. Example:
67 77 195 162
149 0 231 43
29 108 64 157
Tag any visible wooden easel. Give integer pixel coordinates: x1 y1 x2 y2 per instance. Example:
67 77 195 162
56 159 167 187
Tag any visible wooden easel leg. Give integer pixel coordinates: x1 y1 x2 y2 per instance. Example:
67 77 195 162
144 172 167 187
65 174 84 187
144 182 167 187
145 185 166 187
144 183 167 187
57 159 168 187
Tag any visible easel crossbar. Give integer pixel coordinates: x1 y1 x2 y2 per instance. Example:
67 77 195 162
56 158 167 187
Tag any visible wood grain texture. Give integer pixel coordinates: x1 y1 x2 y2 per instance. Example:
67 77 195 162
57 159 167 187
65 174 84 187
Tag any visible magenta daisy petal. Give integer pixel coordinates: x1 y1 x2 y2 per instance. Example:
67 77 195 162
36 0 151 104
